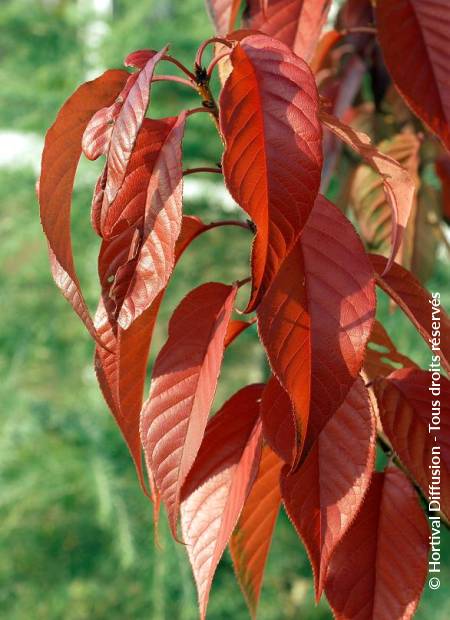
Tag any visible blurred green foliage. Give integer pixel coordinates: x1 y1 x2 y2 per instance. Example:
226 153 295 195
0 1 448 619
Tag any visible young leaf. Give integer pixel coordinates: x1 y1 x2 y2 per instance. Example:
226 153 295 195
230 445 283 619
244 0 332 62
376 0 450 150
281 377 376 599
320 111 416 269
375 368 450 519
364 320 417 381
87 47 167 208
257 195 376 462
220 33 322 311
370 254 450 374
140 282 237 533
260 376 296 466
118 112 187 329
325 467 429 619
39 69 129 344
180 385 264 620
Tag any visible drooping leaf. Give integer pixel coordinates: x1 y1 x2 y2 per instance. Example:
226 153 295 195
206 0 242 33
180 385 264 620
325 467 429 619
257 195 376 462
84 47 167 209
375 368 450 519
244 0 332 62
320 111 416 269
282 377 376 599
370 254 450 374
364 320 417 381
140 282 237 533
94 216 222 495
118 112 187 329
350 132 420 264
220 33 322 311
376 0 450 150
260 376 296 466
39 69 129 344
230 445 282 619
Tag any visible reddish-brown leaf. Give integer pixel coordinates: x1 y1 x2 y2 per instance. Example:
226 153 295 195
325 467 429 619
94 216 219 495
118 112 187 329
364 320 417 381
260 376 296 466
244 0 332 62
370 254 450 374
321 111 416 269
39 69 129 344
220 33 322 311
230 445 282 618
140 282 237 533
257 195 376 462
282 377 376 599
375 368 450 519
180 385 264 620
376 0 450 150
88 47 167 209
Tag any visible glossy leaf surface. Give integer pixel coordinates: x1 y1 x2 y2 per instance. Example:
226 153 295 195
325 468 429 619
220 33 322 311
258 195 376 461
140 282 237 532
181 385 264 619
282 377 376 598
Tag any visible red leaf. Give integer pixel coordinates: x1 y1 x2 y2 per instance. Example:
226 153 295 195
205 0 243 34
180 384 263 620
325 467 429 619
224 319 255 347
257 195 376 462
124 49 158 69
101 116 178 239
376 0 450 150
320 111 416 269
85 47 167 208
230 445 282 618
140 282 237 532
94 216 218 495
244 0 332 62
364 320 417 381
375 368 450 519
370 254 450 375
118 112 187 329
39 69 129 344
220 33 322 311
260 376 296 466
281 377 376 599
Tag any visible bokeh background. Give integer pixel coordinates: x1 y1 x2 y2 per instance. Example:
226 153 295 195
0 1 449 619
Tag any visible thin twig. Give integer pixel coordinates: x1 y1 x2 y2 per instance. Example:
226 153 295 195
152 75 197 91
183 167 223 176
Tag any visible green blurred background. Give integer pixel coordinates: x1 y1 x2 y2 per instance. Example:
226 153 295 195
0 1 448 618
